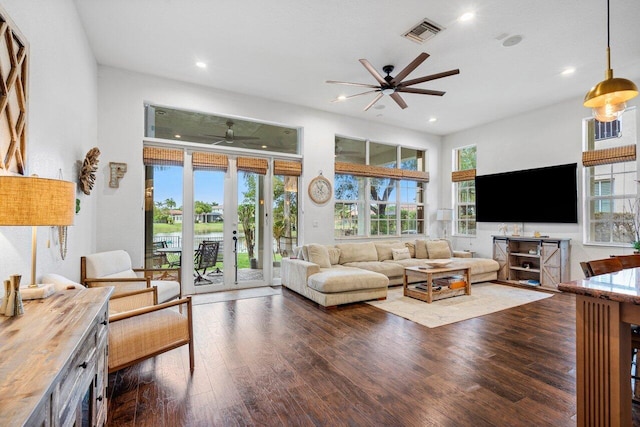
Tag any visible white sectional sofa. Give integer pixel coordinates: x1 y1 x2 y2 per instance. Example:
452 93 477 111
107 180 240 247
281 239 500 308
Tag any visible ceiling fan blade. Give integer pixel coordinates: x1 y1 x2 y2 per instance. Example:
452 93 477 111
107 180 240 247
363 93 384 111
390 92 408 109
397 87 446 96
390 52 429 85
326 80 379 88
331 90 380 102
359 59 387 86
398 69 460 88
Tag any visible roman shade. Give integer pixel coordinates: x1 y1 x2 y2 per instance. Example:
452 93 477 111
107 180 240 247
274 160 302 176
192 152 228 171
335 161 403 180
143 147 183 166
451 169 476 182
237 157 268 174
582 144 636 166
401 169 430 182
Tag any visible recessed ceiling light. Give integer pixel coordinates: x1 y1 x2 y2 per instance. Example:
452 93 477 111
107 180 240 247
428 117 437 123
337 95 346 101
261 145 267 149
561 67 576 76
458 12 475 22
174 134 181 138
195 61 207 69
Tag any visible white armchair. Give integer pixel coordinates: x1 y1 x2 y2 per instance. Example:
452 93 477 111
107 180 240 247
81 250 181 303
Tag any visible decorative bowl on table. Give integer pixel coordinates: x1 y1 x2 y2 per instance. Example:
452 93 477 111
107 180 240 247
424 259 452 268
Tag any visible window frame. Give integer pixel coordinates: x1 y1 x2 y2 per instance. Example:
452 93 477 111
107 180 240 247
452 145 477 237
334 138 427 239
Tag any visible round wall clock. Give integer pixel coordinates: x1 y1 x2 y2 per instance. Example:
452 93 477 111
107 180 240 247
308 175 332 204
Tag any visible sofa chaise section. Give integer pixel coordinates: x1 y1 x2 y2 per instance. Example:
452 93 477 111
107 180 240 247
281 258 388 308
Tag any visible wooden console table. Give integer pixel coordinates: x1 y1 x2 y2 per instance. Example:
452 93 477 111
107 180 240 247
0 287 112 426
558 269 640 426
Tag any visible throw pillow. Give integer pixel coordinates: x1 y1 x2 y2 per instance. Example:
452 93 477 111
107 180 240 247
327 247 342 265
307 244 332 268
405 241 416 258
426 240 452 259
391 247 411 260
375 241 405 261
414 239 428 259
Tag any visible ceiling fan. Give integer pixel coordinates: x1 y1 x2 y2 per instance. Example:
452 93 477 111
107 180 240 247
326 52 459 111
202 121 260 145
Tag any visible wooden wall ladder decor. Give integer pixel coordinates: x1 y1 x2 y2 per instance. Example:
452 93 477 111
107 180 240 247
0 5 28 176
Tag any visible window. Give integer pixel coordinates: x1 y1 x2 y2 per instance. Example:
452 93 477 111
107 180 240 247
583 107 637 245
334 137 428 238
452 145 476 236
334 174 366 237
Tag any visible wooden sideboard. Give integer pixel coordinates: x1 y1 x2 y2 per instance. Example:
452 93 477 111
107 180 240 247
0 286 112 426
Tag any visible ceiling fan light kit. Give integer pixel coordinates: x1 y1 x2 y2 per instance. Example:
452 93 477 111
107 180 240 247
327 52 459 111
583 0 638 122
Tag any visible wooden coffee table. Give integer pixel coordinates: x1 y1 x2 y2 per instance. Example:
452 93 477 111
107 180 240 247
403 265 471 303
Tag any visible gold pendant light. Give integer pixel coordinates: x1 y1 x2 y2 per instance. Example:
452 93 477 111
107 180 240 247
584 0 638 122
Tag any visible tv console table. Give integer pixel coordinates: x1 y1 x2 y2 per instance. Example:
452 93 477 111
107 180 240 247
492 236 570 290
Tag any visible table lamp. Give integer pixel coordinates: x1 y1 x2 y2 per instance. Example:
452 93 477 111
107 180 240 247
0 175 75 287
436 208 453 239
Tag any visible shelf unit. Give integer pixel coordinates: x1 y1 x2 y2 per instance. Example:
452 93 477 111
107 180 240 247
493 236 570 290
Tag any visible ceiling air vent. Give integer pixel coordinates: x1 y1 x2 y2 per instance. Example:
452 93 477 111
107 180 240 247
403 18 444 44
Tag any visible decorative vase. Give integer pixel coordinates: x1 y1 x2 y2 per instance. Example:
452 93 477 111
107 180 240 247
5 274 23 317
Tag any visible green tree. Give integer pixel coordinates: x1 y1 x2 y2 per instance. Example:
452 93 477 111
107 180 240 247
194 200 212 215
164 198 177 209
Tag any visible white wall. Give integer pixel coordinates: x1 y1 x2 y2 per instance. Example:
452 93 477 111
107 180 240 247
0 0 98 285
96 66 442 266
443 96 640 281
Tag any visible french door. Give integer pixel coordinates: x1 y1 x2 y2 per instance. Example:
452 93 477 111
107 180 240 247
185 154 271 294
144 146 299 295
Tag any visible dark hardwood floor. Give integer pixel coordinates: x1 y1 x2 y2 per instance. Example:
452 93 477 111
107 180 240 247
106 285 640 426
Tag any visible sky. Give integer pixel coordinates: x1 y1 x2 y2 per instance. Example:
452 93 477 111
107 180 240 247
154 167 225 207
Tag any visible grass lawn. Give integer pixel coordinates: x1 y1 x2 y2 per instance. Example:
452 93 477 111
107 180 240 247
163 252 282 270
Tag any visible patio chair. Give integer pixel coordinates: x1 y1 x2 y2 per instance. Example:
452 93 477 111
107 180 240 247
152 240 168 267
81 249 181 303
194 240 219 284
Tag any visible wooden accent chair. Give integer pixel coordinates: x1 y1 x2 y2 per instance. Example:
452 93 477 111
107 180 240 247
584 257 624 276
108 287 194 373
612 254 640 269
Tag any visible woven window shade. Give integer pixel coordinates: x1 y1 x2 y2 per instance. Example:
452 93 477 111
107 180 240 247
237 157 268 174
452 169 476 182
143 147 183 166
335 162 403 179
582 145 636 167
273 160 302 176
193 152 228 171
401 170 430 182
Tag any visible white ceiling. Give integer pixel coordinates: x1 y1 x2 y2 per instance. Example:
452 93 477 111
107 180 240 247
73 0 640 136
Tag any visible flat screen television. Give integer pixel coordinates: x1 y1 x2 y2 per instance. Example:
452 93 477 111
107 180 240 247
475 163 578 223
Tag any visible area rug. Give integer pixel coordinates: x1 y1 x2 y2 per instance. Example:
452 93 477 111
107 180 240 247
366 282 553 328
